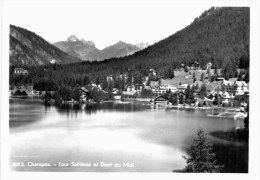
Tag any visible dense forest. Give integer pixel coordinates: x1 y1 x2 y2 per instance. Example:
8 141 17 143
10 7 250 91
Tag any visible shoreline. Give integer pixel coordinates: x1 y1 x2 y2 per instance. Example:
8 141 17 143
9 95 243 112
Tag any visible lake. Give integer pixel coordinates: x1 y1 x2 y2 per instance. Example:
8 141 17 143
9 97 248 172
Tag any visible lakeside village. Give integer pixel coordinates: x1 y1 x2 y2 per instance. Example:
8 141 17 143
10 62 249 126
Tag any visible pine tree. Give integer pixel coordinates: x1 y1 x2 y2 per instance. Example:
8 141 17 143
201 72 205 81
193 72 196 82
213 93 219 105
184 66 189 73
182 128 220 172
199 83 207 97
185 85 193 104
179 94 184 104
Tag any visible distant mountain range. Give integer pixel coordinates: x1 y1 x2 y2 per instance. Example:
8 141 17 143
69 7 248 78
53 36 149 61
9 25 81 66
9 7 249 73
98 7 249 74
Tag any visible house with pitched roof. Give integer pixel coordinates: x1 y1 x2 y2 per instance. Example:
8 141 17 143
234 81 248 95
14 68 28 75
154 95 167 105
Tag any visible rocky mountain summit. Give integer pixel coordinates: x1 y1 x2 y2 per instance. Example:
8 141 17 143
54 36 149 61
10 25 81 66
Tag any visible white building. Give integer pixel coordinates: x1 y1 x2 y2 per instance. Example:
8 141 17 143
165 85 178 93
159 86 167 94
126 85 136 92
14 68 28 75
177 84 189 91
234 81 248 95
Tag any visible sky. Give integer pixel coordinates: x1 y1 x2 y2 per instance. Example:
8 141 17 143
4 0 212 49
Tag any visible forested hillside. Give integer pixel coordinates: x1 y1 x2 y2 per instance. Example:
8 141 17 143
95 7 249 77
10 7 249 90
10 25 82 66
54 7 250 77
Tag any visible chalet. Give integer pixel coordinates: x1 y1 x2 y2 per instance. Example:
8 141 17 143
14 68 23 74
173 91 186 98
222 80 231 86
172 91 186 104
177 84 188 91
165 85 178 93
196 97 214 107
221 80 236 95
134 84 144 95
125 85 136 92
222 78 237 86
154 95 167 105
159 86 167 94
221 80 248 95
14 68 28 75
134 84 144 91
77 87 90 101
234 81 248 95
78 87 90 94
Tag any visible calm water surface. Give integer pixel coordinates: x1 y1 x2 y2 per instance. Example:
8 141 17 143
9 98 248 172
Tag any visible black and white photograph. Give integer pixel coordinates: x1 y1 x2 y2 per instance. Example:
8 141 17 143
1 0 260 179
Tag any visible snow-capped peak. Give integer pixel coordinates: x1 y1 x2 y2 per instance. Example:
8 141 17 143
135 42 149 49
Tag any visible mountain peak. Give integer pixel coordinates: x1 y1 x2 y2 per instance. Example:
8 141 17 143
10 25 81 66
116 40 125 45
135 42 149 49
67 35 79 42
81 39 95 47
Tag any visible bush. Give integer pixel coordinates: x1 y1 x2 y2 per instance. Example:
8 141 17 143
13 90 22 96
43 91 52 101
72 90 81 101
53 87 73 101
140 88 154 98
13 90 27 96
21 91 28 96
213 94 220 105
168 94 178 105
90 88 107 102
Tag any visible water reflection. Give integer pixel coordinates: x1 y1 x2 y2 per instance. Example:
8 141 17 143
9 97 45 127
9 98 248 172
51 101 152 116
213 143 248 173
